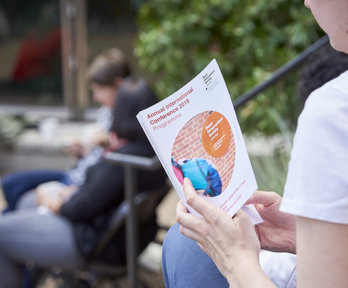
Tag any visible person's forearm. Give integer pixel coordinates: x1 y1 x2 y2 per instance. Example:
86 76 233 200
226 259 276 288
60 195 93 221
297 217 348 288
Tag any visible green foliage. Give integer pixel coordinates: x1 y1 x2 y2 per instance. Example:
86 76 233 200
248 108 294 194
250 152 290 195
0 115 24 149
135 0 323 134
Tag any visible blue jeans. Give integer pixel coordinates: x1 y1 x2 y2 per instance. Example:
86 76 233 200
1 170 72 212
0 200 84 288
162 223 229 288
162 223 297 288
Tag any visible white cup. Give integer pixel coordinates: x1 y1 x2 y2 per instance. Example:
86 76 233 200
38 117 59 141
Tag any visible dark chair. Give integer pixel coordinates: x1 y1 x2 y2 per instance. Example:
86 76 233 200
34 181 171 288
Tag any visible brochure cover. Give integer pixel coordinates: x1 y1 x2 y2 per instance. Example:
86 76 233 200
137 59 260 219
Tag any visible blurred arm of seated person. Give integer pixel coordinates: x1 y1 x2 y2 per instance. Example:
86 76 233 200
63 140 88 159
36 182 77 213
102 132 128 151
63 126 110 158
88 128 110 148
36 131 127 214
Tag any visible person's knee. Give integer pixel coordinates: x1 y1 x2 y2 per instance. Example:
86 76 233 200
163 223 180 244
162 223 229 288
163 223 184 261
1 173 36 210
162 223 198 285
162 223 182 288
2 174 14 193
1 174 16 205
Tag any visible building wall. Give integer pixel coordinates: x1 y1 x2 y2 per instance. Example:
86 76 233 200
171 111 236 193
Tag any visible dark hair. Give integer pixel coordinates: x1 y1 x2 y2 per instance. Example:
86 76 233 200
87 48 131 86
297 43 348 102
112 77 158 141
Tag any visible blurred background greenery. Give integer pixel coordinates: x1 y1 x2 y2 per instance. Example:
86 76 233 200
133 0 326 193
0 115 24 149
0 0 326 193
135 0 323 135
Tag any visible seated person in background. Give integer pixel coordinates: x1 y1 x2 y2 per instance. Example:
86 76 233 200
0 77 167 288
1 47 131 212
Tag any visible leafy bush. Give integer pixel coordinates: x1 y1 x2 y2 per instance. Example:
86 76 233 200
247 108 294 194
250 152 289 195
0 115 24 149
135 0 323 134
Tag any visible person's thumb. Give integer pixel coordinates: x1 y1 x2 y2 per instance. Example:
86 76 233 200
246 190 280 207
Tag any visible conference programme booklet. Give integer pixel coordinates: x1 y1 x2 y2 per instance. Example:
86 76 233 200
137 59 262 223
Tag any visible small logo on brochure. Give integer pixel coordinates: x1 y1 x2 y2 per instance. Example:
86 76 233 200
202 69 219 91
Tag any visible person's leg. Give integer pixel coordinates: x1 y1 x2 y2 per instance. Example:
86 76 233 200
163 224 298 288
1 170 66 211
0 249 22 288
162 223 229 288
16 190 38 210
0 209 84 288
17 190 71 288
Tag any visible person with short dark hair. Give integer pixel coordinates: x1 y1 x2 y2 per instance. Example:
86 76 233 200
1 47 131 213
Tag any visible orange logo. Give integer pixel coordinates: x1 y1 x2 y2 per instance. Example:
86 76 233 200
201 112 231 157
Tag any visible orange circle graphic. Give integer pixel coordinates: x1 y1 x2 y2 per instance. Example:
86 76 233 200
201 112 231 157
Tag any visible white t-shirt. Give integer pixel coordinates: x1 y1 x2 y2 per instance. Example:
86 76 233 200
280 70 348 224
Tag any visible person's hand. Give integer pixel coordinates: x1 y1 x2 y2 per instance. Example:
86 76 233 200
246 190 296 254
59 185 77 201
106 132 128 151
63 141 87 158
42 195 64 213
36 188 64 213
86 128 109 148
36 185 77 213
176 178 261 284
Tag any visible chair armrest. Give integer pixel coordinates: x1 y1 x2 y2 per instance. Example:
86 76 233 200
104 152 161 171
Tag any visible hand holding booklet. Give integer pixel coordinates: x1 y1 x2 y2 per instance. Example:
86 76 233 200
137 59 262 224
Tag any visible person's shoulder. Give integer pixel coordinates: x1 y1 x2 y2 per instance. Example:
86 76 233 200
116 141 155 157
326 70 348 93
304 71 348 120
